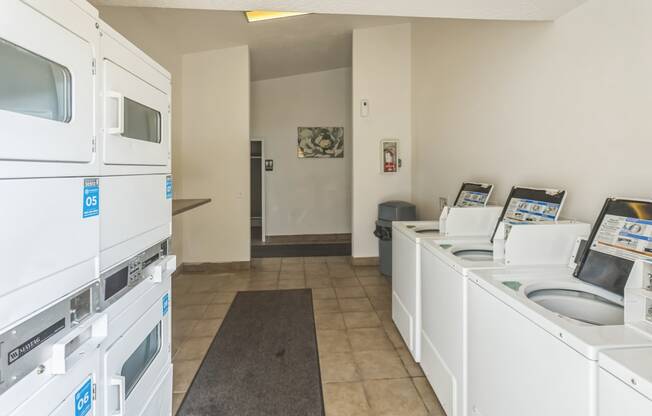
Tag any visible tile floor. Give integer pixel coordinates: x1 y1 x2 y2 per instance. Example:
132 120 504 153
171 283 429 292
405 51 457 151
171 256 445 416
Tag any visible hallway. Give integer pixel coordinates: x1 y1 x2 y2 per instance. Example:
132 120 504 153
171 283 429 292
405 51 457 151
171 256 444 415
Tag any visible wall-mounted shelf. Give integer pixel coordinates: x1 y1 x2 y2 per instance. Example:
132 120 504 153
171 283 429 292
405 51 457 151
172 198 211 216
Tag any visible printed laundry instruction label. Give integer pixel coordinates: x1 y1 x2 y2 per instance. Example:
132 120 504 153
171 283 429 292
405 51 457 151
82 178 100 218
455 191 490 208
592 214 652 261
166 175 173 199
162 293 170 316
503 198 560 223
74 378 93 416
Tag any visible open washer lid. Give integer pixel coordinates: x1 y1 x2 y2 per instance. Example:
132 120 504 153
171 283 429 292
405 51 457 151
453 182 494 208
574 198 652 296
489 186 567 243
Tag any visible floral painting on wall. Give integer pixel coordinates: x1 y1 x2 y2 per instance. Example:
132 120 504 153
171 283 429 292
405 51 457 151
297 127 344 158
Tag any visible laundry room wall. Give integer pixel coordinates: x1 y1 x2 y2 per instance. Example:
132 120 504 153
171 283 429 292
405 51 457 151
412 0 652 224
251 68 352 236
180 46 251 263
352 23 412 259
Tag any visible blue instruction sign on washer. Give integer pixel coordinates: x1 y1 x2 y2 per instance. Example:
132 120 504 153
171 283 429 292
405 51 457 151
82 178 100 219
166 175 173 199
162 293 170 316
74 378 93 416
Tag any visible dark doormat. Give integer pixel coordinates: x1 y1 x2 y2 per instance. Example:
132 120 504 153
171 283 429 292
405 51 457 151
251 243 351 258
177 289 325 416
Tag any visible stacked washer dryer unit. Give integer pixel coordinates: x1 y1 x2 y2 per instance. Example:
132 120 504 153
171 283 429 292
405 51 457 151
419 186 593 416
392 182 497 362
96 20 176 416
0 1 107 415
466 197 652 416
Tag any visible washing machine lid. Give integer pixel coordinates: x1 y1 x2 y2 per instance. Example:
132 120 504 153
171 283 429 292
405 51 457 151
453 182 494 208
490 186 567 242
575 198 652 296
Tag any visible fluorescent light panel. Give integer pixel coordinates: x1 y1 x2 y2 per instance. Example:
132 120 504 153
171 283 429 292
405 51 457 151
245 11 309 22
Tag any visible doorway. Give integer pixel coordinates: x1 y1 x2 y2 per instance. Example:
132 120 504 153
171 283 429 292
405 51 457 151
250 139 265 244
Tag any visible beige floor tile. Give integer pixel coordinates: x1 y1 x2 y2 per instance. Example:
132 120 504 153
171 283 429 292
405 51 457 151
212 291 237 304
354 266 381 277
320 352 361 383
279 271 305 280
172 280 193 296
250 271 279 280
203 303 230 319
398 348 424 377
316 312 346 330
304 256 328 264
247 280 278 290
189 318 222 338
171 319 200 339
357 276 389 287
171 336 184 357
327 256 351 264
172 359 201 393
329 268 356 278
172 392 185 415
338 298 374 312
187 280 219 294
335 286 367 299
363 285 391 299
306 277 333 288
173 305 207 321
364 378 428 416
412 377 446 415
174 337 214 361
312 287 337 299
354 349 409 380
369 296 391 312
305 263 330 273
332 278 362 288
317 330 352 353
173 292 215 306
323 382 371 416
278 279 306 289
342 312 381 329
383 321 408 349
348 328 395 351
314 298 341 313
282 256 304 264
280 263 304 273
375 310 393 322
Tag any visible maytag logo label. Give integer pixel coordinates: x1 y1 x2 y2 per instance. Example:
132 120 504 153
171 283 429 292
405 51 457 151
7 318 65 365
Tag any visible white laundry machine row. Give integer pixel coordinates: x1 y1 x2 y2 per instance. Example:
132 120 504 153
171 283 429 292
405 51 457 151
0 282 108 416
466 197 652 416
419 186 581 416
391 182 498 362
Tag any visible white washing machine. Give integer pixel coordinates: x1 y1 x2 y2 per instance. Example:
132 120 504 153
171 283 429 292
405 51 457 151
419 186 580 416
0 0 99 179
466 197 652 416
598 348 652 416
99 244 175 416
391 182 496 361
0 282 107 416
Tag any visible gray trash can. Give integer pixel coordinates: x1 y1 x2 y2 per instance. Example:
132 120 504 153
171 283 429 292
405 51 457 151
374 201 416 277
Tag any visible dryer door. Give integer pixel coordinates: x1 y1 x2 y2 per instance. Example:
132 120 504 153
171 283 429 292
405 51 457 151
103 292 171 416
101 32 170 170
0 0 97 178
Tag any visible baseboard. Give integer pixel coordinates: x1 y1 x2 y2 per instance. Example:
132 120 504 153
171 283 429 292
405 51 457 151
181 261 251 273
351 256 379 266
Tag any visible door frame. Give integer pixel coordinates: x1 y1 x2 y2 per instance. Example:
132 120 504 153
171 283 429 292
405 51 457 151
250 138 266 243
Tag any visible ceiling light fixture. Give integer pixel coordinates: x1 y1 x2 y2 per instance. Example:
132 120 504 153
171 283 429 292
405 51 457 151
245 11 310 22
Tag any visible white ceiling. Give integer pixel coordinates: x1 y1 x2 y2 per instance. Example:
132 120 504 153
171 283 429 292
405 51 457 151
95 0 587 81
93 0 587 21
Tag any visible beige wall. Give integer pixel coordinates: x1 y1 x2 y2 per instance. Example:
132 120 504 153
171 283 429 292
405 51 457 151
180 46 251 263
413 0 652 223
352 24 412 258
251 68 352 236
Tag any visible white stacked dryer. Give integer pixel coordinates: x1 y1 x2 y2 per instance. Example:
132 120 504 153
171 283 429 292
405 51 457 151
392 182 496 362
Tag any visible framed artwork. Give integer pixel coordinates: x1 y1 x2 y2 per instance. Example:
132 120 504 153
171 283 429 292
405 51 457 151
381 139 399 173
297 127 344 158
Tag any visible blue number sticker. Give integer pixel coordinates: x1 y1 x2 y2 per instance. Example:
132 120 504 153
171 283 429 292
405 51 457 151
82 178 100 219
165 175 173 199
74 378 92 416
162 293 169 316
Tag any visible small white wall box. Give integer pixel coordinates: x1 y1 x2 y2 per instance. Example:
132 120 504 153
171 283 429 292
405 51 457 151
381 139 400 173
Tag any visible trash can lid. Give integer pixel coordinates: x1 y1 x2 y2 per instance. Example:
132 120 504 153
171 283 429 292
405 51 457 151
378 200 416 221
